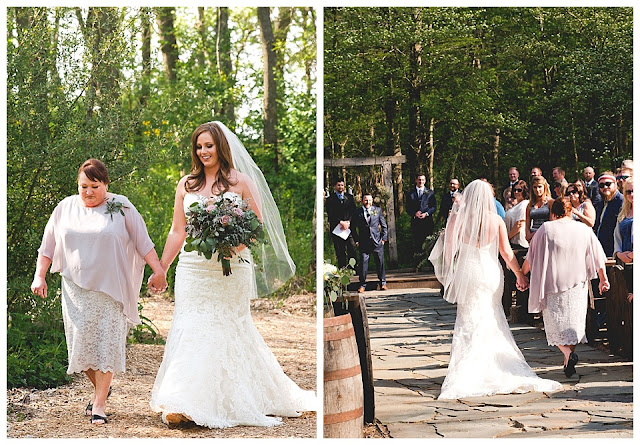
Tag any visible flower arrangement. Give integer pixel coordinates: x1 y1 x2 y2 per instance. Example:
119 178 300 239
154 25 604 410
323 258 356 311
105 198 129 220
184 195 267 276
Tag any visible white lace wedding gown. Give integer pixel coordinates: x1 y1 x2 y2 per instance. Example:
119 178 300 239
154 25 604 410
438 243 562 400
150 192 316 427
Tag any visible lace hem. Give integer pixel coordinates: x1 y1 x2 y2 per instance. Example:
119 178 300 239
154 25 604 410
67 364 123 375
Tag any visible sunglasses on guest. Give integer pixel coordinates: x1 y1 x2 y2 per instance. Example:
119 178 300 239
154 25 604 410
513 188 523 193
616 175 630 181
599 182 615 188
566 189 578 195
625 189 633 195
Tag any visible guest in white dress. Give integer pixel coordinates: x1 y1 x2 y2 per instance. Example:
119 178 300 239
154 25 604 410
148 122 316 429
504 180 530 249
523 197 610 377
31 159 167 424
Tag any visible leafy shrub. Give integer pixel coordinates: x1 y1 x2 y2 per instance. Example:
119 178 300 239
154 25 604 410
7 310 71 389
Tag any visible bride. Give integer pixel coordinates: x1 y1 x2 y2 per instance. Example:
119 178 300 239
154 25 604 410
148 122 316 428
428 179 561 399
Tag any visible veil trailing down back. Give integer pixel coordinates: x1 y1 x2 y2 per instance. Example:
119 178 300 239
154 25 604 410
214 122 296 296
429 180 561 399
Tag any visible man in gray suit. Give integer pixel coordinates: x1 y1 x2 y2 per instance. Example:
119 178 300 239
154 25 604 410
351 193 388 292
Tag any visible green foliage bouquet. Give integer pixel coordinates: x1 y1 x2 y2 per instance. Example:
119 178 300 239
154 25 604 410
184 196 267 276
323 258 356 310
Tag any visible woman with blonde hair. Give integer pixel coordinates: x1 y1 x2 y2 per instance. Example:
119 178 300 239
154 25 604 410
525 176 553 241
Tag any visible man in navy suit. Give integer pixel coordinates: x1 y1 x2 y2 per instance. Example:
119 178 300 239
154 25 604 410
351 193 388 292
583 166 602 207
437 178 460 224
325 178 357 268
406 174 437 260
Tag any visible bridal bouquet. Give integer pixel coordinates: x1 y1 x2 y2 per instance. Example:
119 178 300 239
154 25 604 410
184 196 267 276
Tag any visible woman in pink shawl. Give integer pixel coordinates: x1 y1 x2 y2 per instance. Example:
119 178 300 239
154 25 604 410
523 198 610 377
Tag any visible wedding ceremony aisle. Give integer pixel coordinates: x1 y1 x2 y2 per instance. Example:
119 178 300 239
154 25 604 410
366 287 633 438
6 293 316 438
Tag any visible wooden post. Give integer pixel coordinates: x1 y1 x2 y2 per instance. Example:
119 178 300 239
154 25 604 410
382 160 398 266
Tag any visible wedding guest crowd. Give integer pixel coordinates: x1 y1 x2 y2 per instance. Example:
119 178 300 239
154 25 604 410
324 160 632 299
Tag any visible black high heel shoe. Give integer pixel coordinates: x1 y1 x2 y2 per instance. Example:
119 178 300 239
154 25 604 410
564 352 578 377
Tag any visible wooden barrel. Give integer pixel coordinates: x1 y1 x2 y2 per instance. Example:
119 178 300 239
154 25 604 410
324 313 364 438
333 294 375 423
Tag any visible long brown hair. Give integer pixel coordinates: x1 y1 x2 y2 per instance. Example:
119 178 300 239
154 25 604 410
568 181 588 204
185 122 237 195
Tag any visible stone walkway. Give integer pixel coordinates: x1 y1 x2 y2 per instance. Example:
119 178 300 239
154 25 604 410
366 288 633 438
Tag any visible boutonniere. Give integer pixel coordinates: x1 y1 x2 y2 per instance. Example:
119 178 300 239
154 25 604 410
105 198 129 220
370 208 379 217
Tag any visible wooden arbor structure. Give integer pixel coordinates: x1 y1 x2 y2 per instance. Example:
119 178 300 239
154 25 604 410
325 155 407 266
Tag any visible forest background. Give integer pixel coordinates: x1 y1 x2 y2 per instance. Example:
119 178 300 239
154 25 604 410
6 6 316 388
323 7 633 268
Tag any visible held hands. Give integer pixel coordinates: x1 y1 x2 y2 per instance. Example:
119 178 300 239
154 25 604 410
148 271 168 293
31 276 48 299
616 251 633 264
515 272 529 291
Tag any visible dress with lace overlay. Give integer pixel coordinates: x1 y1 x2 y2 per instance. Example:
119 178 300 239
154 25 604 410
149 192 316 428
438 243 562 400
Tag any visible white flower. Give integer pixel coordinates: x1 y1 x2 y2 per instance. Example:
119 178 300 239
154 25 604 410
323 262 338 280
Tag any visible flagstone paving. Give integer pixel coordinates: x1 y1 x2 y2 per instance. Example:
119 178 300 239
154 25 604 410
365 288 633 438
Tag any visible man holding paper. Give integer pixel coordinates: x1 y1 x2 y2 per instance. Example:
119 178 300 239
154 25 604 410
325 178 357 268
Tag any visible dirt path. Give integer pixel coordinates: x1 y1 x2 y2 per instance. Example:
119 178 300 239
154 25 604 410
6 293 317 438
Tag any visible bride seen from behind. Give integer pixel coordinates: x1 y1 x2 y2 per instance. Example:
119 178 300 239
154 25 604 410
428 179 562 399
147 122 316 428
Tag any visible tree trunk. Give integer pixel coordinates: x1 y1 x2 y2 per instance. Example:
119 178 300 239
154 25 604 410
257 7 278 172
408 35 423 180
76 7 121 119
493 128 500 186
385 76 404 215
195 7 207 68
428 118 435 190
217 7 235 125
156 7 178 83
274 7 293 81
301 7 315 96
140 7 152 106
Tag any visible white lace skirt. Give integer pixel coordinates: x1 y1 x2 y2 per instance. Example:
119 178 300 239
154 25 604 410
150 249 317 428
542 281 589 346
61 277 130 374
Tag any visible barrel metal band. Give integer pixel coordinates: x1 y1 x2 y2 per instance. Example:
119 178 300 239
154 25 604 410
323 313 353 327
323 327 355 341
324 406 364 425
324 364 361 382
